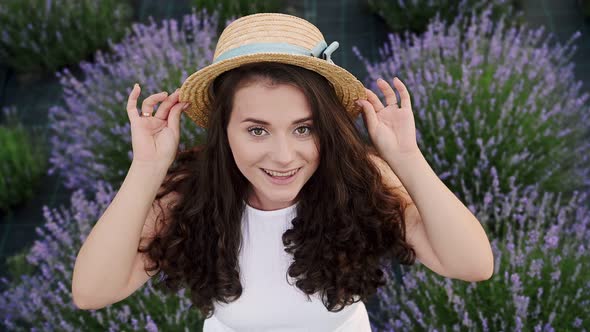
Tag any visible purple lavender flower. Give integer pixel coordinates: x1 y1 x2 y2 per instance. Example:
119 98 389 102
0 181 202 329
363 2 589 329
47 9 218 195
370 179 589 330
354 0 590 207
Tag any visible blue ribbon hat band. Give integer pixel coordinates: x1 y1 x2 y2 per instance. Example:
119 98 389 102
213 40 340 64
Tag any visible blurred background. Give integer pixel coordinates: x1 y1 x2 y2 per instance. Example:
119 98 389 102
0 0 589 330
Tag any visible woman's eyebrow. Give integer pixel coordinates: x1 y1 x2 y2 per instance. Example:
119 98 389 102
241 116 313 125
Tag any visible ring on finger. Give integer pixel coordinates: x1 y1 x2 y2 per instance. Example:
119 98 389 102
142 112 152 117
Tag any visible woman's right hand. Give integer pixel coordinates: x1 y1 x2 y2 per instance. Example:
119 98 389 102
126 84 189 167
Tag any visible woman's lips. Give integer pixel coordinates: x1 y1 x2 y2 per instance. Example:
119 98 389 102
260 167 301 184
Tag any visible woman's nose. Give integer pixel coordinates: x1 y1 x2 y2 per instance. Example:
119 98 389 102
271 137 296 163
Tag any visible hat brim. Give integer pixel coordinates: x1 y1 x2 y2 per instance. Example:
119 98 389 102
179 53 367 129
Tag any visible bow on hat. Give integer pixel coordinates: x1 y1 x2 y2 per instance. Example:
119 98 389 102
213 39 340 64
311 40 339 64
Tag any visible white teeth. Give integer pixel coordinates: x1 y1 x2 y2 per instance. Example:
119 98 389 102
263 168 299 177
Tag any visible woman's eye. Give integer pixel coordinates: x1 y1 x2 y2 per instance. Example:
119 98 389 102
247 125 313 137
296 126 312 135
249 127 265 136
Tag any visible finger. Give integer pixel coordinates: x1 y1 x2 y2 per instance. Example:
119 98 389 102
141 91 169 116
365 88 385 112
376 78 399 108
154 88 180 120
126 84 141 121
393 77 412 110
167 101 187 139
356 99 378 134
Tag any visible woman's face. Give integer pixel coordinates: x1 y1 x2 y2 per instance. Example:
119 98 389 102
227 80 320 211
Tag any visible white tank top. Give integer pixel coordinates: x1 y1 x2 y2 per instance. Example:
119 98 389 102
202 200 372 332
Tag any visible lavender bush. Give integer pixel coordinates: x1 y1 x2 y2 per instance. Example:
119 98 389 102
47 9 219 195
0 0 133 75
354 4 590 223
0 180 204 331
368 170 590 331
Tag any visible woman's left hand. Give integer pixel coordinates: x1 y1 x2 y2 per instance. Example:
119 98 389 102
357 77 421 160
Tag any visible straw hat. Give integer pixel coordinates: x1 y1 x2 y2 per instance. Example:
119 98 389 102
178 12 367 129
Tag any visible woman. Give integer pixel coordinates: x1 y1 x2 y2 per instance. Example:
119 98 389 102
75 12 493 332
146 12 416 331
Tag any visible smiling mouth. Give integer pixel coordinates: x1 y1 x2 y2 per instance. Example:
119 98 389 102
260 167 301 177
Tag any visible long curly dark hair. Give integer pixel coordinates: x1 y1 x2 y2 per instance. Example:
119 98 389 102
138 62 416 319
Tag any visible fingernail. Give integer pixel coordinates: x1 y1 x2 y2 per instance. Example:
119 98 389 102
182 103 190 110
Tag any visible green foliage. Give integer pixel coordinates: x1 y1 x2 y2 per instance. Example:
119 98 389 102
190 0 291 33
4 249 37 282
0 0 134 75
580 0 590 18
0 107 48 213
366 0 526 38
